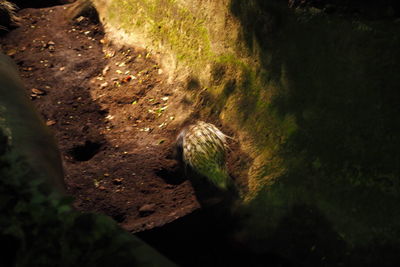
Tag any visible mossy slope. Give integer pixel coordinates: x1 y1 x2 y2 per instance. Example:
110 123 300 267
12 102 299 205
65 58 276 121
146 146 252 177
94 0 400 264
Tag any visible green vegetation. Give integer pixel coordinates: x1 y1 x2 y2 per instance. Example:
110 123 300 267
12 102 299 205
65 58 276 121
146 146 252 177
107 0 213 72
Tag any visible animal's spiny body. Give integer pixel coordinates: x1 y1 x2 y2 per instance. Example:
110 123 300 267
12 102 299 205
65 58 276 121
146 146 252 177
0 1 19 32
176 121 232 191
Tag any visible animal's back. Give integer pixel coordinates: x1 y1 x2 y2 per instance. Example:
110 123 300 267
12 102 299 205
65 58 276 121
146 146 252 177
176 121 231 191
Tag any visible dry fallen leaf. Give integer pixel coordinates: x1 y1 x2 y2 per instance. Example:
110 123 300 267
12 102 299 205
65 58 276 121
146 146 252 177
100 82 108 89
46 120 56 126
31 88 46 95
6 49 17 56
102 65 110 76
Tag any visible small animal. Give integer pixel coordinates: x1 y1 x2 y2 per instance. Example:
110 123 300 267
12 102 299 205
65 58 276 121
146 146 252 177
176 121 233 191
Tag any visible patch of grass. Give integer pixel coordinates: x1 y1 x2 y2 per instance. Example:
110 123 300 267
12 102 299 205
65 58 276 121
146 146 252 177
108 0 213 72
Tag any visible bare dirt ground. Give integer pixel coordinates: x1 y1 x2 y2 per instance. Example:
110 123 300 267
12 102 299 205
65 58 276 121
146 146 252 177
0 4 200 232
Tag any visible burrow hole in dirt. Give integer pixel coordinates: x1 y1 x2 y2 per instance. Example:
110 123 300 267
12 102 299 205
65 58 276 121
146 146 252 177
67 141 102 161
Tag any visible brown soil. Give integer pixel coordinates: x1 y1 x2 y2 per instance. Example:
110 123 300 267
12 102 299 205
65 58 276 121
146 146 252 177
0 4 201 232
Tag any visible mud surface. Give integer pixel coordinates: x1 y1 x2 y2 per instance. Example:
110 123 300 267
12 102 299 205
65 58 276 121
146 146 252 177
0 4 201 232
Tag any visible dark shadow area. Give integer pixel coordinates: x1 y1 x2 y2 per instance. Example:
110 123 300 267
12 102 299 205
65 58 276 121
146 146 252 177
265 204 347 267
101 204 127 223
0 130 8 155
137 207 294 267
185 166 238 208
186 76 201 91
0 234 20 266
155 166 186 185
289 0 400 19
241 195 400 266
348 241 400 267
229 0 400 265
